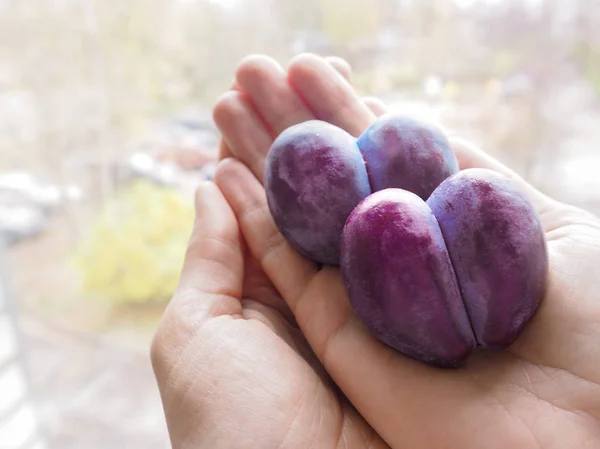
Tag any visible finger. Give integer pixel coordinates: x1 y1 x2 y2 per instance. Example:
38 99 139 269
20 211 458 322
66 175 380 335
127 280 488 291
449 136 555 214
214 159 318 306
151 181 243 380
214 158 495 448
288 53 376 137
217 81 242 161
325 56 352 81
235 55 314 136
362 96 387 117
220 54 364 181
213 90 273 181
177 182 243 317
242 245 297 325
328 58 387 116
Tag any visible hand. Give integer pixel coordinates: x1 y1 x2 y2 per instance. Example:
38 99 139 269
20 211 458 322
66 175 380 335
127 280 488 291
213 54 600 448
150 56 390 448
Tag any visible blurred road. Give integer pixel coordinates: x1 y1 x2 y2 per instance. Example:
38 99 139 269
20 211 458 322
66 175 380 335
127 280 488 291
19 316 169 449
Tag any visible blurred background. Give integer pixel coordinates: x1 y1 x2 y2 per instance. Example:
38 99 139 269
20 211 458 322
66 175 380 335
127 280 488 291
1 0 599 447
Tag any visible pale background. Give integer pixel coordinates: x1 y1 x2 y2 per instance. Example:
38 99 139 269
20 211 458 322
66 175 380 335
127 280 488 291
1 0 599 448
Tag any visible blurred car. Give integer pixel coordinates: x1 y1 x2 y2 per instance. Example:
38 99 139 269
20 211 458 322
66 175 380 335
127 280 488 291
0 172 82 246
128 150 217 189
168 116 220 152
0 172 61 213
0 202 47 246
199 162 217 181
128 152 183 187
127 111 220 188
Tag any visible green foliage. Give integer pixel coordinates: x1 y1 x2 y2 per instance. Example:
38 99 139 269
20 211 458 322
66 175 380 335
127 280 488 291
274 0 320 32
319 0 379 45
575 41 600 97
95 0 174 133
73 180 194 305
352 65 421 95
491 49 522 78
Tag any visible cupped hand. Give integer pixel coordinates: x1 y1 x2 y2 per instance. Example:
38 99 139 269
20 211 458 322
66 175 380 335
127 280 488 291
150 56 390 448
213 53 600 448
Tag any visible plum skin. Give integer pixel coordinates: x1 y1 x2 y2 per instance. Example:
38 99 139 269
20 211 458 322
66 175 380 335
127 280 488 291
265 120 371 265
340 188 476 367
266 118 547 363
427 168 548 349
357 114 459 200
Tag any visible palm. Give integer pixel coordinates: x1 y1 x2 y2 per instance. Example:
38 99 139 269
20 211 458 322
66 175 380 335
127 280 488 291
210 54 600 448
392 206 600 448
218 171 600 449
210 148 384 447
194 297 384 448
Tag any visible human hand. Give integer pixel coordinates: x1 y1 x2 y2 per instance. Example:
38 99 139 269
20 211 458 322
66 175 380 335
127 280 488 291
213 54 600 448
150 56 390 448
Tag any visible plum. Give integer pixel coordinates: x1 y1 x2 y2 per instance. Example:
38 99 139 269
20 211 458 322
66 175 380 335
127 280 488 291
340 188 476 367
265 120 371 265
357 114 458 200
427 168 548 349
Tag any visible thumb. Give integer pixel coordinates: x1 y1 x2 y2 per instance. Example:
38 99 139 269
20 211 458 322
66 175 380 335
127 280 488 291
151 181 243 384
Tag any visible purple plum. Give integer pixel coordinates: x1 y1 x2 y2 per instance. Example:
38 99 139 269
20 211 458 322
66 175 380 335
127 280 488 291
265 120 371 265
427 168 548 349
357 114 458 200
340 188 476 367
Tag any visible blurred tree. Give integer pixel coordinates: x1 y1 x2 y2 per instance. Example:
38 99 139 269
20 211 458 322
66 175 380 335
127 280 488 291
573 0 600 94
73 180 194 305
94 0 174 134
318 0 380 47
0 0 597 203
272 0 320 32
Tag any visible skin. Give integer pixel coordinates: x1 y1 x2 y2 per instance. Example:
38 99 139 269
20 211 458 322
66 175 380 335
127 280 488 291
151 54 600 448
265 120 371 265
341 189 476 367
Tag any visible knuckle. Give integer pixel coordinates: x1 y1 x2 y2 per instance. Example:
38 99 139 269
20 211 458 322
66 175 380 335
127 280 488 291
288 52 322 74
272 110 307 135
236 54 279 83
212 91 243 125
239 197 285 261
